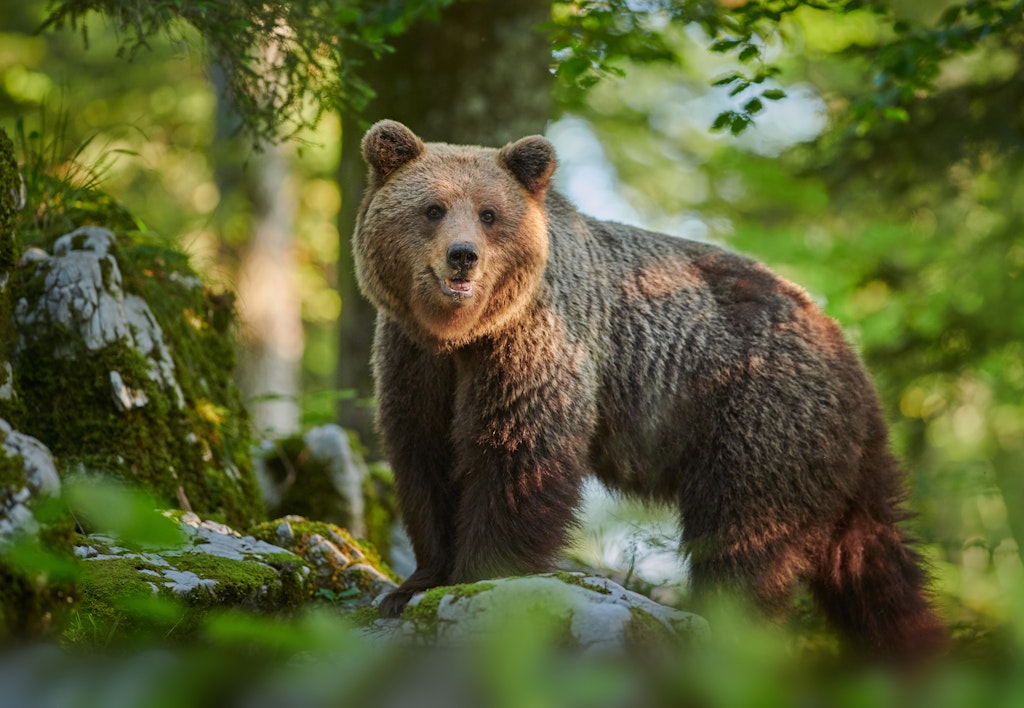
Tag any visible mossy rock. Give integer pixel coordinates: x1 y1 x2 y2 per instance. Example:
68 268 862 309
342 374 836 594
256 427 401 568
1 128 21 409
256 425 368 535
371 572 710 653
0 127 19 272
6 225 262 528
250 515 398 608
0 418 75 641
362 462 398 565
67 511 314 648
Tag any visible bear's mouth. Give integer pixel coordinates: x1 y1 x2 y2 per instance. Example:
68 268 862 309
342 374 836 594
441 277 475 298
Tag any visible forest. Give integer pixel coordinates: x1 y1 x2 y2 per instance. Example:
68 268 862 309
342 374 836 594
1 0 1023 706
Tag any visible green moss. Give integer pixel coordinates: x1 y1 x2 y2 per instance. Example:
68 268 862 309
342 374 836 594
260 434 344 524
15 173 139 252
363 462 397 560
9 228 263 528
67 546 315 648
250 516 399 584
1 129 19 423
0 128 18 271
69 556 189 647
349 604 381 628
623 606 677 649
0 439 23 487
0 441 77 643
548 571 614 595
123 238 261 525
399 581 496 639
173 554 280 605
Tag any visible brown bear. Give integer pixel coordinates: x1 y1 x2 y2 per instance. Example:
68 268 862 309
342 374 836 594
353 119 946 658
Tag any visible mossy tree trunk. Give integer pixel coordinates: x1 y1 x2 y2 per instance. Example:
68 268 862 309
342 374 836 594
335 0 553 451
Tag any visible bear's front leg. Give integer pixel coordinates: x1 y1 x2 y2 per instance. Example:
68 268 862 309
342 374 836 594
449 442 588 583
372 319 459 617
446 332 596 584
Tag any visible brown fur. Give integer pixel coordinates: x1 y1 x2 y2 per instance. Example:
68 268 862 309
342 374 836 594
354 120 947 659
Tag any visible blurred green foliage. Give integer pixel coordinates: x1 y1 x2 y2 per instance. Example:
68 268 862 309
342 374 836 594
63 475 185 550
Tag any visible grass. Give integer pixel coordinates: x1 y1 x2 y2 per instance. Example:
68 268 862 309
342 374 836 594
12 107 142 246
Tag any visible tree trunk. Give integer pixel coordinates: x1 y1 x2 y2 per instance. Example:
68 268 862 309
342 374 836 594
336 0 553 452
212 65 302 439
234 144 302 438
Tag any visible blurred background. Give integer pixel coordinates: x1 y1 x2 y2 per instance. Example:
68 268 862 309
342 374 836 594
2 0 1021 644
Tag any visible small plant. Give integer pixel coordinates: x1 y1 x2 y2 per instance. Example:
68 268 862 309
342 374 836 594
12 107 140 246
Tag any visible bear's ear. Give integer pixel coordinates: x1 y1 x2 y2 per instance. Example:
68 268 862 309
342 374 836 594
498 135 557 198
362 120 424 186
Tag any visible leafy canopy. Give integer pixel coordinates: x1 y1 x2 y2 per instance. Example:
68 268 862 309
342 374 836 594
550 0 1024 134
40 0 454 145
39 1 1024 142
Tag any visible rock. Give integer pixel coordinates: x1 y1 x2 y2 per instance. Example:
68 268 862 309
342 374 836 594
6 224 262 528
14 226 184 408
71 510 314 646
255 425 369 536
250 515 397 607
17 247 47 266
0 362 13 401
0 418 61 545
0 419 73 640
76 509 312 601
369 572 709 655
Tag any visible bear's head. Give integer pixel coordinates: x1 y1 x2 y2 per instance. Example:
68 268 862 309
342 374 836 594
354 120 556 347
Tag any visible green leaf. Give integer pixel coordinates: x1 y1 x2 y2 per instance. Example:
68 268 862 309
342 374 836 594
65 476 185 550
729 81 751 96
762 88 787 100
711 73 742 87
738 45 760 63
883 106 910 122
710 38 742 53
711 111 734 131
940 6 962 26
559 56 592 83
744 97 764 115
729 114 753 135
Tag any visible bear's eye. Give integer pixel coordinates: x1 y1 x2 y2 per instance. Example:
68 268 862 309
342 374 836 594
480 209 496 225
425 204 445 220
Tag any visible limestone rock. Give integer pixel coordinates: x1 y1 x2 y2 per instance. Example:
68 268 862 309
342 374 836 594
14 226 184 408
369 572 709 654
72 510 314 645
0 418 61 544
256 425 369 536
251 515 397 607
6 224 261 528
0 362 14 401
75 510 311 600
0 419 73 640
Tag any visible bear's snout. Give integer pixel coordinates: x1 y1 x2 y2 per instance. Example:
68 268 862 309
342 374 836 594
446 241 479 272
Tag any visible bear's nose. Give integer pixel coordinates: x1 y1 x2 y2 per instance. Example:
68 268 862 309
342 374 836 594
446 242 479 271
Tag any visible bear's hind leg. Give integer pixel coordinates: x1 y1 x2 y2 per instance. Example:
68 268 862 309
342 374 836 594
682 523 811 623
